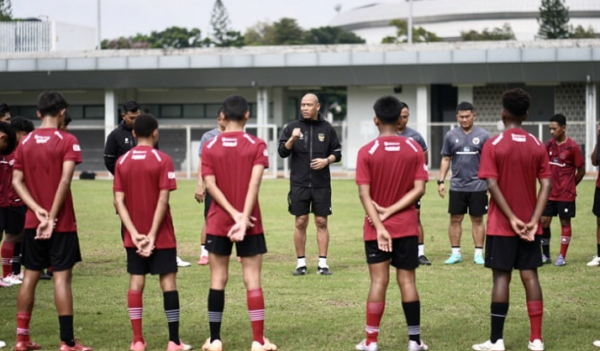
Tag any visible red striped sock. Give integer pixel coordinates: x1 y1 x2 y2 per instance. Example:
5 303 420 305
247 288 265 344
366 302 385 345
128 290 144 343
527 300 543 342
17 312 31 342
559 226 572 258
1 241 14 278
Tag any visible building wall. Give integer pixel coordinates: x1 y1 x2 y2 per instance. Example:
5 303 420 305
54 22 97 51
555 83 587 151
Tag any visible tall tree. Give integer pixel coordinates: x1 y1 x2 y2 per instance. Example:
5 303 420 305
538 0 571 39
0 0 12 21
209 0 244 47
461 24 516 41
102 26 207 50
244 22 276 46
382 19 441 43
570 25 597 39
305 26 365 45
244 18 305 46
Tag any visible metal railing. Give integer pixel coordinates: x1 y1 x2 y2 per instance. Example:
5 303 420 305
0 22 52 53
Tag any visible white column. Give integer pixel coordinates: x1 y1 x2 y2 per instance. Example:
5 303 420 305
104 89 117 142
272 87 284 126
458 85 474 104
586 82 597 172
256 87 269 141
416 85 430 163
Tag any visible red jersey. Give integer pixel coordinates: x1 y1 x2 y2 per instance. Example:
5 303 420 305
113 146 177 249
201 131 269 237
478 128 551 237
0 154 9 208
7 150 23 207
356 135 429 241
13 128 82 232
546 137 584 202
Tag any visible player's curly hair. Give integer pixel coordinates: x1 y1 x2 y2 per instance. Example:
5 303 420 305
0 120 17 156
502 88 530 118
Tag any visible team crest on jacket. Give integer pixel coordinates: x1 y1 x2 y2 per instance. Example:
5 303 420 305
318 133 325 142
473 137 480 145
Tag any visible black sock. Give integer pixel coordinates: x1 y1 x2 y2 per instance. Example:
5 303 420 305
163 290 180 344
490 302 509 343
12 243 21 275
58 315 75 346
597 243 600 257
541 227 551 257
208 289 225 343
402 301 421 343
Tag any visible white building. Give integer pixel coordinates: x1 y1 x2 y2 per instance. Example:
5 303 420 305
329 0 600 43
0 21 97 53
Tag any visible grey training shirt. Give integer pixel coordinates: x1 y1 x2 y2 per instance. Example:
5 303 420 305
198 128 221 157
441 126 490 192
398 127 428 152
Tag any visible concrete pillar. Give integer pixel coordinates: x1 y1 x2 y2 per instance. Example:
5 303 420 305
458 85 474 104
416 85 430 164
256 87 269 141
272 87 284 126
586 82 597 172
104 89 117 141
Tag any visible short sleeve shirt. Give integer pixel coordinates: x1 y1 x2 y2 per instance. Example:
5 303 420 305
441 126 490 192
546 138 584 202
13 129 82 232
398 127 427 152
198 128 221 158
356 135 429 241
478 128 551 237
114 146 177 249
201 131 269 237
6 149 22 206
0 154 10 208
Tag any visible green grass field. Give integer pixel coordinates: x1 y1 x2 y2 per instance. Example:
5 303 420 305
1 179 600 351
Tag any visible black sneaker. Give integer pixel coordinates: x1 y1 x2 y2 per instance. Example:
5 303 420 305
418 255 432 266
317 266 332 275
293 266 307 276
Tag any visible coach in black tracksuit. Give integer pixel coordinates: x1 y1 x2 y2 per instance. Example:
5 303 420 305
103 101 141 175
278 93 342 277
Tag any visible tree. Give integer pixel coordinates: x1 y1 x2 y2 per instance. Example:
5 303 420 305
102 26 208 50
538 0 571 39
305 26 365 45
382 19 441 43
0 0 12 21
570 25 597 39
461 23 516 41
244 18 305 46
244 22 276 46
209 0 244 47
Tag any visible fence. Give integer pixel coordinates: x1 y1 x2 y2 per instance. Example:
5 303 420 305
0 22 52 53
67 120 584 178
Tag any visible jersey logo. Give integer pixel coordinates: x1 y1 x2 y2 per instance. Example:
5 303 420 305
34 135 50 144
263 149 269 157
222 137 238 148
168 172 176 179
473 137 480 145
73 144 81 152
132 150 147 160
124 137 130 144
455 139 459 143
511 134 526 143
384 141 400 152
560 153 567 160
318 133 325 142
8 159 14 166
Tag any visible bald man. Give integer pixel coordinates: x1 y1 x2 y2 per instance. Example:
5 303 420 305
278 94 342 276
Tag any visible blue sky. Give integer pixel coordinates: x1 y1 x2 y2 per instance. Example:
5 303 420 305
12 0 380 40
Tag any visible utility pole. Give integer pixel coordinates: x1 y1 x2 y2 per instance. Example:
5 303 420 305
408 0 413 44
97 0 101 49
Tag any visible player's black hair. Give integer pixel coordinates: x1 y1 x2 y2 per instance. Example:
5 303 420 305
122 101 140 114
64 112 73 127
222 95 249 121
216 106 224 118
0 120 17 156
10 116 34 133
133 114 158 138
373 96 402 125
0 103 10 117
457 101 475 112
400 102 409 110
550 114 567 127
37 91 69 117
502 88 530 118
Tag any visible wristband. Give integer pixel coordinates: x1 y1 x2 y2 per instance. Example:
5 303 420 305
327 158 332 165
437 180 444 185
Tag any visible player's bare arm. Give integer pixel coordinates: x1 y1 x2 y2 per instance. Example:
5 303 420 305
524 177 552 241
194 157 205 203
114 191 150 255
486 178 528 240
12 169 49 226
145 189 170 254
228 164 265 242
36 160 77 239
373 180 426 222
575 164 586 185
358 184 392 252
438 156 451 198
204 174 254 237
592 143 599 167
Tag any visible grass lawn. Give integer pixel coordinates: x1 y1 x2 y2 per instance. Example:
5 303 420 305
1 178 599 351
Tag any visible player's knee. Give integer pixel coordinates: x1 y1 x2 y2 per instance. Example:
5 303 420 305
314 216 328 229
450 215 464 224
295 215 309 230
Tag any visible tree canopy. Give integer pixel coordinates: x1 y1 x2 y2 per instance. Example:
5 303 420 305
382 19 441 44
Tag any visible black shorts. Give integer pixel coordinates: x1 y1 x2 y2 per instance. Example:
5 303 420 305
448 190 488 216
206 233 267 257
485 235 542 272
364 236 419 270
126 248 177 275
415 198 421 211
593 187 600 217
204 192 213 220
0 206 27 235
543 200 576 218
22 229 82 272
288 186 332 217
